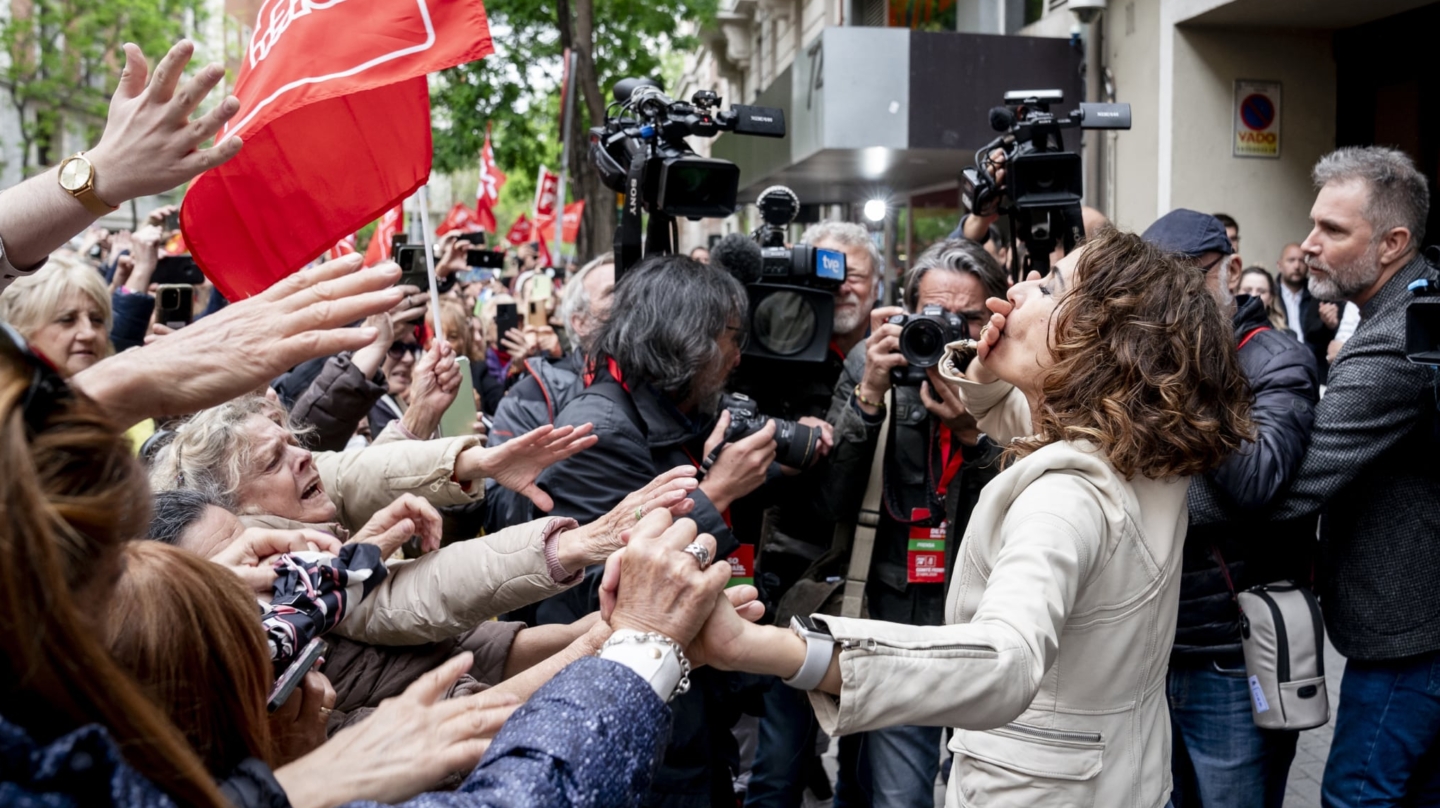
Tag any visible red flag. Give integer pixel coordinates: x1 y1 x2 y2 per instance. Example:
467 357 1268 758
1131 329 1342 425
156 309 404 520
476 125 506 234
328 233 358 260
505 213 531 247
437 203 482 236
363 206 404 267
181 0 494 300
533 167 560 219
536 201 585 243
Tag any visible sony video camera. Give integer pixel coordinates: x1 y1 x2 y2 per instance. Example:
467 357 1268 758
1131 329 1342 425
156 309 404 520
888 305 969 386
1405 277 1440 365
712 186 846 364
961 90 1131 278
719 392 822 469
590 78 785 275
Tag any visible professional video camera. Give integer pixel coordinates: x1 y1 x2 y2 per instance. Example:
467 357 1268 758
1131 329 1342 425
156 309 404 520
960 90 1131 279
589 78 786 276
711 186 847 363
887 305 969 386
718 392 822 468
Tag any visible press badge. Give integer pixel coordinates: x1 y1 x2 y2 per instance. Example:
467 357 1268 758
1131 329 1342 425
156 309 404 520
907 508 948 584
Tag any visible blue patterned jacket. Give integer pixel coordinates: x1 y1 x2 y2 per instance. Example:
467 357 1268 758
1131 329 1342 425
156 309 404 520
0 656 669 807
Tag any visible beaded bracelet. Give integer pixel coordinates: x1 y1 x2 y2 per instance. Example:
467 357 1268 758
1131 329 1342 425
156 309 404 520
600 631 692 700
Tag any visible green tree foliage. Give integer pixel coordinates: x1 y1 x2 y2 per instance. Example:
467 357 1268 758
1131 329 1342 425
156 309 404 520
1 0 207 175
430 0 716 258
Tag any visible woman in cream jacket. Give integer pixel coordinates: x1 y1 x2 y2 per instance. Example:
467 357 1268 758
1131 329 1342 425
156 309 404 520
695 230 1253 807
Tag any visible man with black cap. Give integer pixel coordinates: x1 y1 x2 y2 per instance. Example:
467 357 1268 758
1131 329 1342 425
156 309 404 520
1142 209 1321 808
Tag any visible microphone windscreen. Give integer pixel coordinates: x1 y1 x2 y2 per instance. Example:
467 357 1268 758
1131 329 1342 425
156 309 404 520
989 106 1016 132
710 233 763 285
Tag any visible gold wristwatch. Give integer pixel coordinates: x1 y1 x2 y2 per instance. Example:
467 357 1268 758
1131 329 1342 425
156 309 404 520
58 153 118 216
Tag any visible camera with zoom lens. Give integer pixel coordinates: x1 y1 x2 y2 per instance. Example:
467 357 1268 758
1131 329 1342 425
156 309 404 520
888 305 970 386
961 90 1131 279
719 392 822 469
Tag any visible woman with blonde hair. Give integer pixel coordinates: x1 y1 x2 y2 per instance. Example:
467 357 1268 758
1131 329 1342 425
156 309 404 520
0 252 114 375
690 229 1253 807
1238 265 1293 337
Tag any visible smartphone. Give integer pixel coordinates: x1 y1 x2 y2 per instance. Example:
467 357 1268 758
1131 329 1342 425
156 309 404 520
457 268 494 284
458 231 487 246
268 637 327 713
495 302 520 341
395 245 429 291
439 356 479 438
530 275 554 301
467 249 506 269
157 284 194 329
152 255 204 285
526 298 548 328
163 210 181 231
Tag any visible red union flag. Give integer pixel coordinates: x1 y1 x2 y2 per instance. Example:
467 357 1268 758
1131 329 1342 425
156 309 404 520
437 202 482 236
505 213 531 246
363 205 404 267
181 0 494 300
533 167 560 218
476 125 506 233
536 201 585 243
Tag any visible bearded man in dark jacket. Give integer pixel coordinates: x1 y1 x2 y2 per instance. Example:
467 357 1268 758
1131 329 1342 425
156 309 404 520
1143 210 1320 808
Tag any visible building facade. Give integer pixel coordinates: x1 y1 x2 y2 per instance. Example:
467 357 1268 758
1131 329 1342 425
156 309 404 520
679 0 1440 277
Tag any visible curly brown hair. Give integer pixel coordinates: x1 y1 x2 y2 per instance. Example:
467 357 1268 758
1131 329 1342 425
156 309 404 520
1008 228 1253 479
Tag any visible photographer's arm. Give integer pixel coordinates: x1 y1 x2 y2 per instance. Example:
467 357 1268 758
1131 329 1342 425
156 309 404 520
0 41 241 277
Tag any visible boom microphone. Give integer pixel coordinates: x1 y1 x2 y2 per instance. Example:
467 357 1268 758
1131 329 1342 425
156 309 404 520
710 232 764 285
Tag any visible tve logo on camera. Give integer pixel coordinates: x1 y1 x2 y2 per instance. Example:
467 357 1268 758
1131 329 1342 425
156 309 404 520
816 248 846 281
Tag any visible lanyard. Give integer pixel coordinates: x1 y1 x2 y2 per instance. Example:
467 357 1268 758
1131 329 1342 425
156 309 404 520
936 425 965 498
829 338 847 363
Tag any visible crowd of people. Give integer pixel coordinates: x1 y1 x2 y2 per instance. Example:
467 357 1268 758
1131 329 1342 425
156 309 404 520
2 37 1439 808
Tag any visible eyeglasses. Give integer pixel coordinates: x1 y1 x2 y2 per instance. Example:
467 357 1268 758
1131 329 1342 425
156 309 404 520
725 323 750 351
1198 253 1230 272
387 341 422 359
0 321 72 436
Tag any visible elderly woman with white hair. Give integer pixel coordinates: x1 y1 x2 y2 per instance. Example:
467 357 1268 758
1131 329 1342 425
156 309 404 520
150 393 699 645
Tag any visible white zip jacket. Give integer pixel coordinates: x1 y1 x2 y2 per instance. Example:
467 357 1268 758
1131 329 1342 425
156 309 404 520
809 380 1189 807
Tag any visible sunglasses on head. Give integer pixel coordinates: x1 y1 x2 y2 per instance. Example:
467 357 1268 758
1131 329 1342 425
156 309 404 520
0 321 72 436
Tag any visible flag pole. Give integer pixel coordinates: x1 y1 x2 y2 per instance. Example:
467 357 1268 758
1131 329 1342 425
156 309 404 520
416 184 445 344
553 49 577 269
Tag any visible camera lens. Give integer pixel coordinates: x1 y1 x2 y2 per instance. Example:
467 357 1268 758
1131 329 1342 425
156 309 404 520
899 318 946 368
753 291 817 356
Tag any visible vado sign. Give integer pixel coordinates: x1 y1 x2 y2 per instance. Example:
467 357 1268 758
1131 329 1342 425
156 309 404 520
1234 80 1281 159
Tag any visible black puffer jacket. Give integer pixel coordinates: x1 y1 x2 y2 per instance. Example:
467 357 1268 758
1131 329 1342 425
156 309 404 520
1172 295 1321 666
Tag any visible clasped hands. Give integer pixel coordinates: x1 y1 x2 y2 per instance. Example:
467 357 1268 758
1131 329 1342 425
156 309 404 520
596 509 769 672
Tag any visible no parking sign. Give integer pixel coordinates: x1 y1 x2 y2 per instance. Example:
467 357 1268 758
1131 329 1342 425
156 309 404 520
1234 80 1281 158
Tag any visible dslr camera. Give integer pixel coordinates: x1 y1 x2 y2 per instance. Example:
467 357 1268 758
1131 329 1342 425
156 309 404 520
719 392 822 469
961 90 1131 278
888 305 969 386
590 78 785 275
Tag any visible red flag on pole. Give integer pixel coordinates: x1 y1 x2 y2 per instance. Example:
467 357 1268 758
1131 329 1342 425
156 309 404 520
181 0 494 300
328 233 358 260
533 167 560 219
363 205 404 267
437 203 482 236
505 213 531 246
476 125 506 234
536 201 586 243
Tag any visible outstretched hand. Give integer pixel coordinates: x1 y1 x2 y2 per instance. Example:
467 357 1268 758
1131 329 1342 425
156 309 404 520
211 527 344 593
274 653 521 808
687 586 768 669
601 511 732 648
74 255 404 428
458 424 597 511
88 40 243 205
351 494 443 557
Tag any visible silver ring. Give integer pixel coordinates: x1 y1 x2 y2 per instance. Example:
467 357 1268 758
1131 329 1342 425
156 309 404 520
682 542 711 570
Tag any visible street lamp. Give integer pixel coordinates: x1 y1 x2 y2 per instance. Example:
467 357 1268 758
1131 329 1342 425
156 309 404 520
863 199 887 223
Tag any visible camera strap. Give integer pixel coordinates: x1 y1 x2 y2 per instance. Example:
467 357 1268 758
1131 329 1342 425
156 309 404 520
614 155 647 277
841 390 892 619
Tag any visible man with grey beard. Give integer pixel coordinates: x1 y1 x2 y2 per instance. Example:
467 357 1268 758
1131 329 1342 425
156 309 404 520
1189 146 1440 807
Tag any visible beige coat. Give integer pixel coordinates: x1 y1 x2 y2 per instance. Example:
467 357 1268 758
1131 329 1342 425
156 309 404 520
809 379 1187 808
242 435 580 646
